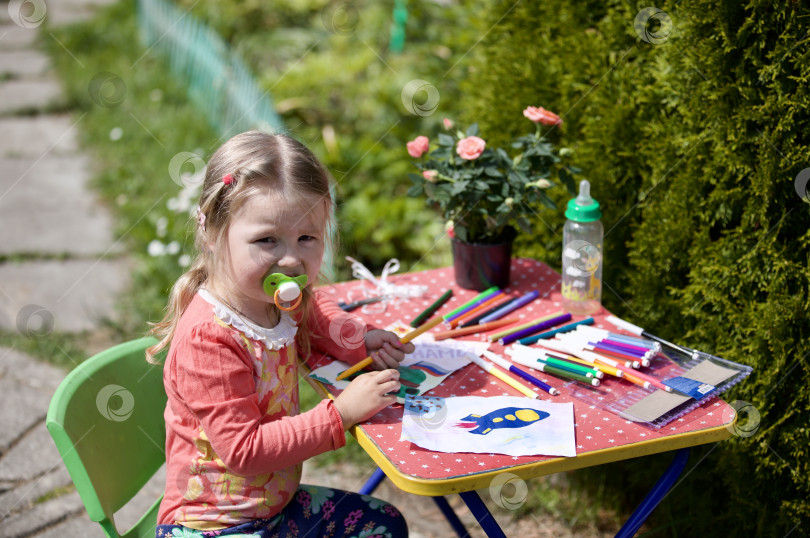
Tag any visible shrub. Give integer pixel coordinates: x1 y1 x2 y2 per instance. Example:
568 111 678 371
174 0 483 277
462 0 810 535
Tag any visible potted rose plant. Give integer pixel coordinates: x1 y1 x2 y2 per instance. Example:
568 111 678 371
407 106 579 290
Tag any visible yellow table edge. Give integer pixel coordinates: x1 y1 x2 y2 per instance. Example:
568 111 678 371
302 362 735 498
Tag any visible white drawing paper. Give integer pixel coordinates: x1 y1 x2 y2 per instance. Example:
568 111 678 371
400 395 576 457
308 342 473 403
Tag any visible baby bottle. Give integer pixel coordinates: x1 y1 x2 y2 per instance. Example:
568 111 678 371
561 180 603 315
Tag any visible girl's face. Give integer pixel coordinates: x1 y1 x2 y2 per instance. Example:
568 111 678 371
211 184 326 325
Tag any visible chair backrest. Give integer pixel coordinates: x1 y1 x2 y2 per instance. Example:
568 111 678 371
46 337 167 538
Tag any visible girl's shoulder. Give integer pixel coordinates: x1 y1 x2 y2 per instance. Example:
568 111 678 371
190 289 298 351
170 292 235 347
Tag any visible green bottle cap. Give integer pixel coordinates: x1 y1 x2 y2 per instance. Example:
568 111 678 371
565 180 601 222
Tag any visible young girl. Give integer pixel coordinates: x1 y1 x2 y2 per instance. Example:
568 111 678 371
148 131 413 537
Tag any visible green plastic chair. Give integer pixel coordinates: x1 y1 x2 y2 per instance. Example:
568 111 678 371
46 337 167 538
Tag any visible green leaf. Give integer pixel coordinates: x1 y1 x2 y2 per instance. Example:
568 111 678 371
559 168 577 194
454 225 468 243
450 180 469 195
438 133 455 147
484 166 503 177
517 217 532 234
465 123 479 137
539 191 557 209
406 185 423 197
408 172 424 183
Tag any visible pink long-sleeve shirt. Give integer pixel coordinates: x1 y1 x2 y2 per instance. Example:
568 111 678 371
157 288 373 529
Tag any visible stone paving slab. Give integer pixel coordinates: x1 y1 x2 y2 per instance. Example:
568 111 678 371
33 511 105 538
0 423 63 483
43 0 118 27
0 49 51 78
0 346 65 453
0 258 131 333
0 79 63 115
3 489 85 537
0 345 67 389
0 115 79 158
0 466 73 518
0 376 51 454
0 156 120 256
0 25 39 51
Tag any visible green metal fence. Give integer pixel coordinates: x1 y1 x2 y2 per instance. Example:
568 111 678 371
136 0 339 277
136 0 285 138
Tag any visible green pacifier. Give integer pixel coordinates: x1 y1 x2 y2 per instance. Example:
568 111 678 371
262 273 308 311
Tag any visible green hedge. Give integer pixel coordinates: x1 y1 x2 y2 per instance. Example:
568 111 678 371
462 0 809 535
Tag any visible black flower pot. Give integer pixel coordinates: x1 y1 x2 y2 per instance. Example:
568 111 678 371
450 227 517 291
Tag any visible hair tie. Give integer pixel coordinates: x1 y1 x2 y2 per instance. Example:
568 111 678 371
222 173 234 185
196 207 206 231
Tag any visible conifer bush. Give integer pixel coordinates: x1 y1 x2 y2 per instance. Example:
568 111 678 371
462 0 809 535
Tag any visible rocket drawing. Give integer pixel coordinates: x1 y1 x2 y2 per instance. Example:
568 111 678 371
455 407 550 435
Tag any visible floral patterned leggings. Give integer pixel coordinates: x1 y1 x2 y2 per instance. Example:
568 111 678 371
155 485 408 538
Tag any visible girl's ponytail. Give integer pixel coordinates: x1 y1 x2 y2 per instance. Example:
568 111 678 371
146 257 207 363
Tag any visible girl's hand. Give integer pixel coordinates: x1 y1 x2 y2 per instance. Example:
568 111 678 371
334 369 400 429
364 329 415 370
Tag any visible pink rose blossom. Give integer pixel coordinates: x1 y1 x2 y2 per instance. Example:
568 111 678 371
442 118 454 130
422 170 438 182
456 136 486 160
406 136 430 158
523 106 562 126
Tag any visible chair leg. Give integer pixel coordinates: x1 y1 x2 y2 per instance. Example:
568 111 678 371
359 467 387 495
615 447 691 538
458 490 507 538
432 496 470 538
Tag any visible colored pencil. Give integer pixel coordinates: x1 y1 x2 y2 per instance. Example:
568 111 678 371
544 353 609 378
505 344 603 379
432 317 520 341
618 368 671 392
450 292 506 327
410 289 453 327
511 356 601 386
478 291 540 323
585 345 649 367
488 311 566 342
575 325 660 351
532 340 625 378
538 355 603 378
444 288 501 323
499 313 572 345
601 338 653 355
518 317 595 345
442 286 499 321
467 354 541 399
557 334 638 368
335 316 444 380
483 351 559 396
621 371 652 390
606 315 698 359
458 296 515 328
590 339 648 358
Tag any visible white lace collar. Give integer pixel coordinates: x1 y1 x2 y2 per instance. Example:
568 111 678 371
198 288 298 351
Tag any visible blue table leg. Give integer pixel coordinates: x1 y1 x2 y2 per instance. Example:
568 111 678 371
359 467 387 495
615 447 691 538
458 490 507 538
432 496 470 538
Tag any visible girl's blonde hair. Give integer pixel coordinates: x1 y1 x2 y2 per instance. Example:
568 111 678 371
147 131 336 362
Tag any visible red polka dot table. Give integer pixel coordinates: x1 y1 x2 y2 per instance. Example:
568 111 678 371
304 258 737 538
